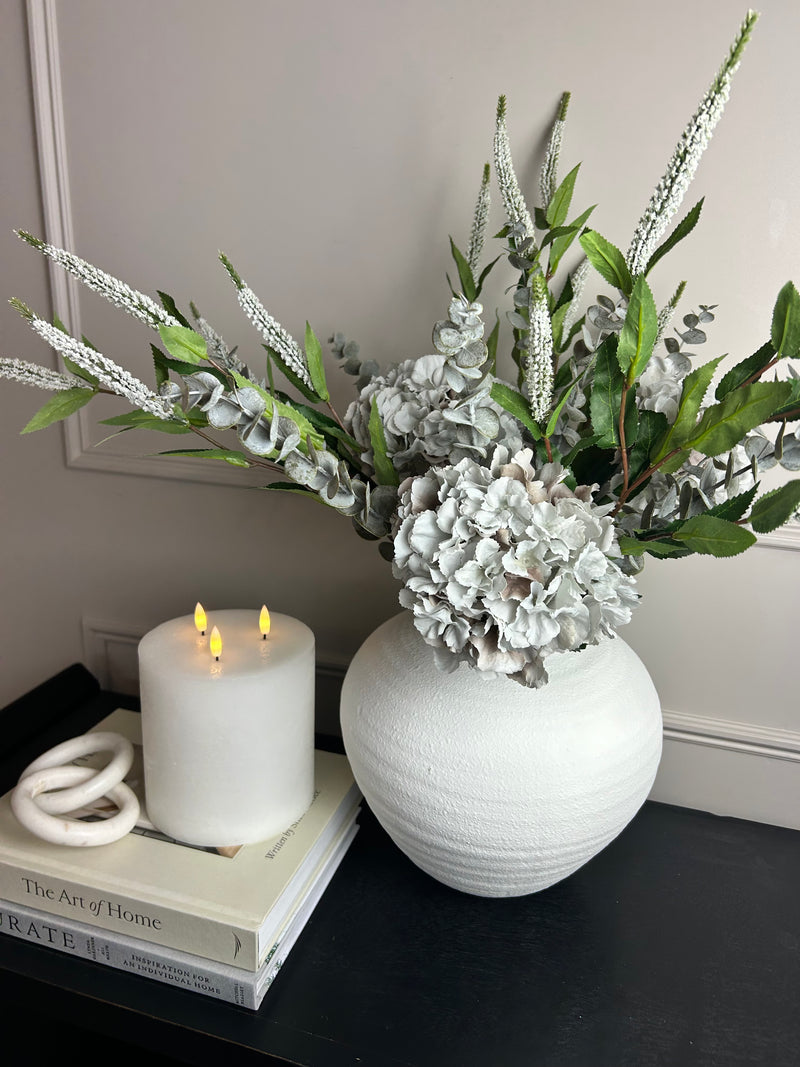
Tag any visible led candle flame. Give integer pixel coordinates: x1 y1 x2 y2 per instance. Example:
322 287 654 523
194 602 207 635
259 605 271 639
209 626 222 661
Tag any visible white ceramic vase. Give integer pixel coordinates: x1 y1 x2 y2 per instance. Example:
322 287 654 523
340 612 663 897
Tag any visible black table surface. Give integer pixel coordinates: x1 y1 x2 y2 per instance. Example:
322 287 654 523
0 665 798 1067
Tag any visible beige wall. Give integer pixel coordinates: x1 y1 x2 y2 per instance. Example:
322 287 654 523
1 1 798 816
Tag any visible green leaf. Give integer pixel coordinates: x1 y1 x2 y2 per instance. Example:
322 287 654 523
304 322 329 402
545 371 583 438
369 397 399 486
61 355 99 387
686 381 792 458
706 484 758 523
449 238 476 302
157 291 192 329
579 230 633 295
489 382 542 438
618 535 692 559
748 480 800 533
485 316 500 374
772 377 800 420
474 256 502 299
21 387 95 433
158 325 207 365
548 204 596 274
259 481 329 505
99 410 192 434
771 281 800 359
159 448 250 467
546 163 580 228
644 198 704 275
540 225 578 251
627 409 669 485
672 514 757 556
617 275 658 381
263 344 322 404
278 393 362 457
715 343 775 400
589 335 635 448
654 355 725 461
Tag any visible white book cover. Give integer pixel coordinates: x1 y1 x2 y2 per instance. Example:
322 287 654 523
0 709 360 970
0 821 358 1009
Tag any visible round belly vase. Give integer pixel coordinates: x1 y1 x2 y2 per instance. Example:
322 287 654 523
340 612 663 897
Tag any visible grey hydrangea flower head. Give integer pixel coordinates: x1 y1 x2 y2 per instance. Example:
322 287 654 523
391 446 639 688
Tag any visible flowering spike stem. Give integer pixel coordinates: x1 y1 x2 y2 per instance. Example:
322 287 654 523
466 163 491 273
540 91 571 208
15 232 179 330
494 95 535 246
626 10 759 276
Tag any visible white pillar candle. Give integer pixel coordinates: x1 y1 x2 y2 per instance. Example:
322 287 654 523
138 609 315 847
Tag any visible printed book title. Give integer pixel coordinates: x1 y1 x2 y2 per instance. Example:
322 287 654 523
20 877 162 930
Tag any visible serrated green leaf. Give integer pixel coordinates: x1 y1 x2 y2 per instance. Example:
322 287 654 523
159 448 250 467
263 344 322 404
672 514 757 556
771 281 800 359
628 409 669 485
617 275 658 381
304 322 329 402
540 225 579 251
685 381 792 458
618 535 692 558
158 325 207 364
489 382 542 438
449 238 476 302
579 230 632 295
21 387 95 433
772 378 800 420
715 343 775 400
157 291 192 329
589 335 637 448
369 397 399 486
546 163 580 228
654 355 725 461
748 480 800 533
644 198 704 276
706 484 759 523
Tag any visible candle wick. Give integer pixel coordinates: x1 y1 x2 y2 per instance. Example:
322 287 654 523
215 655 219 662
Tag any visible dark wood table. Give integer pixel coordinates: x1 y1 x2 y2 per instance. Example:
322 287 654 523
0 665 798 1066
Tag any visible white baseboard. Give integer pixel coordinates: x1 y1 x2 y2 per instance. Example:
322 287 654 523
654 709 800 831
81 617 799 830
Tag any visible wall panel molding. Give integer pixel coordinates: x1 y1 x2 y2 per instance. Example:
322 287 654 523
25 0 259 488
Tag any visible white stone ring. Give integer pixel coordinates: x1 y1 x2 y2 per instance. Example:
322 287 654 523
11 732 140 847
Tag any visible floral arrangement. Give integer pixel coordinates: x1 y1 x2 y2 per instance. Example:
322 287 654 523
4 10 799 689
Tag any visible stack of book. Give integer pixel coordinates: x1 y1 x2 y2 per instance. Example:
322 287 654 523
0 708 361 1009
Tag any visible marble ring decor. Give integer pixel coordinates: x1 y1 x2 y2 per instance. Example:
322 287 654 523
340 613 663 897
11 732 140 847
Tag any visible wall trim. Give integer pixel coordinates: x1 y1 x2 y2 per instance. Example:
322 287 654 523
25 0 255 489
662 708 800 764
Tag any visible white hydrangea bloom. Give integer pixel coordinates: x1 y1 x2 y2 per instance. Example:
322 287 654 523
392 447 639 688
346 354 523 480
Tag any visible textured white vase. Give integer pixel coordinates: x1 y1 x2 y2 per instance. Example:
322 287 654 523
340 612 663 897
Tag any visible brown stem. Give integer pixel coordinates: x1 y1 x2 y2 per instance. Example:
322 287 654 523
740 355 780 389
544 436 553 462
611 447 683 517
618 384 631 501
